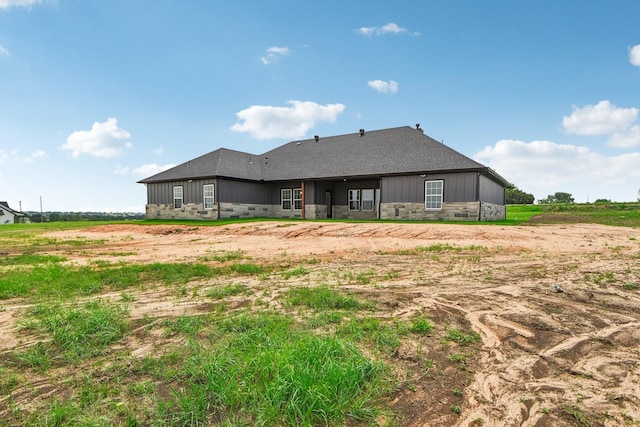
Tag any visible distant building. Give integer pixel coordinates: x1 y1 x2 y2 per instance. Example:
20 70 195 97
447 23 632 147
139 125 510 221
0 201 27 224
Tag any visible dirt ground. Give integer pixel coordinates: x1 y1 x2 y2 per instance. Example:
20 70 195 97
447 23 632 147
2 221 640 426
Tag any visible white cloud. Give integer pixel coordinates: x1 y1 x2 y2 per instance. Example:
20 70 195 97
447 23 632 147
0 45 9 56
562 100 638 135
475 139 640 202
153 147 164 156
356 22 418 37
260 46 290 65
630 44 640 67
230 100 346 139
367 79 398 94
61 118 132 158
132 163 176 177
0 0 44 9
608 125 640 148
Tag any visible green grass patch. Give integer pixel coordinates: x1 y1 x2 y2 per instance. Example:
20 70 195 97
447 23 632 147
281 265 309 279
198 249 244 262
336 317 410 353
0 253 67 266
206 283 247 299
411 316 434 335
444 328 481 345
19 300 129 366
154 312 390 426
284 285 372 311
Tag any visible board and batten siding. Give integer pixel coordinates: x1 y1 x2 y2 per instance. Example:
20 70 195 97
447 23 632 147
381 172 478 203
146 179 218 205
218 179 270 204
478 174 505 205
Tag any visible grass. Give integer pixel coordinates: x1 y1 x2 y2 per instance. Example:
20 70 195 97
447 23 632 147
0 261 270 300
284 285 372 311
154 312 391 426
18 300 129 366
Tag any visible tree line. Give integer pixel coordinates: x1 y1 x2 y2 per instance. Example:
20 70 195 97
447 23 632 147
506 187 640 205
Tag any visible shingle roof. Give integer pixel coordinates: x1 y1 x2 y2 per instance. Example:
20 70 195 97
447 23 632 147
138 126 509 185
138 147 263 183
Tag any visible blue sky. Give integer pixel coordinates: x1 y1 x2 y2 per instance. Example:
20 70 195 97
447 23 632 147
1 0 639 212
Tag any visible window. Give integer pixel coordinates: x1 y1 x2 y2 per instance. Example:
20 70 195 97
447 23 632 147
281 188 302 210
281 189 292 210
361 189 375 211
348 189 360 211
425 180 443 210
293 188 302 210
203 184 215 209
173 186 183 209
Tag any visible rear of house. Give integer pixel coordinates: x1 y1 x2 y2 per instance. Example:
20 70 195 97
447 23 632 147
139 126 509 221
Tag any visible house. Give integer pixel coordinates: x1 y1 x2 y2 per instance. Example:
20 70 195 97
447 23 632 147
138 125 510 221
0 201 27 224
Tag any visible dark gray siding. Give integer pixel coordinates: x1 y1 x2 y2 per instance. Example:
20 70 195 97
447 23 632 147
218 179 270 204
328 179 380 206
146 179 217 205
479 174 505 205
381 172 478 203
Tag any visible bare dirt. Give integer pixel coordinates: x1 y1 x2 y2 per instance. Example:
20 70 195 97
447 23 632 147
2 221 639 426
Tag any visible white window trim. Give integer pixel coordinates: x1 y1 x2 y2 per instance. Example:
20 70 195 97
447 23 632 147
424 180 443 210
173 186 183 210
203 184 215 210
293 188 302 210
348 189 361 211
281 188 292 210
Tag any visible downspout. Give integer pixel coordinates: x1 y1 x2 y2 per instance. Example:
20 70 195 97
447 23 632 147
301 181 305 219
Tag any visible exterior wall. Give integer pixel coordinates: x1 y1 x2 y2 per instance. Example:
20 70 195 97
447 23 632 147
219 203 272 218
479 174 505 205
381 172 478 204
379 201 480 221
145 203 219 220
333 205 378 220
304 204 325 220
480 202 506 221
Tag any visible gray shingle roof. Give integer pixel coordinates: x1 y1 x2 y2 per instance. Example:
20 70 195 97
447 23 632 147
138 126 508 185
138 147 263 183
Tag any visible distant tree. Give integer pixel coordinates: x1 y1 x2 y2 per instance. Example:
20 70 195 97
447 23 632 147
538 192 575 204
594 199 611 204
505 186 535 204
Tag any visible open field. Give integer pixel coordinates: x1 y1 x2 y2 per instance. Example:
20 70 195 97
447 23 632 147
1 218 639 426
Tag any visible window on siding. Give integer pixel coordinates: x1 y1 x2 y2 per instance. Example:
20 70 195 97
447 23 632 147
173 186 183 209
281 188 302 210
348 189 360 211
293 188 302 210
281 189 292 210
361 189 375 211
425 180 443 210
203 184 215 209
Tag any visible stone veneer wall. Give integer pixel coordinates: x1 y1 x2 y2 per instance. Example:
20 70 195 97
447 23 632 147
379 201 480 221
304 204 326 220
145 203 219 220
480 202 506 221
333 205 378 220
